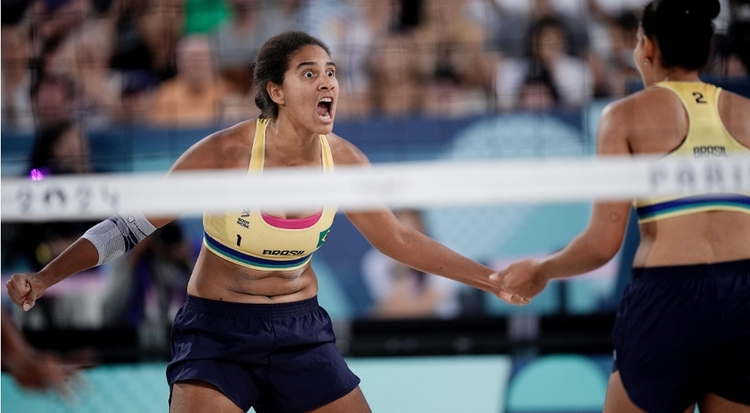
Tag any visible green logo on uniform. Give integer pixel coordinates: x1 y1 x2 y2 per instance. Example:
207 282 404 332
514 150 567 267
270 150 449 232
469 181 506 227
317 227 331 247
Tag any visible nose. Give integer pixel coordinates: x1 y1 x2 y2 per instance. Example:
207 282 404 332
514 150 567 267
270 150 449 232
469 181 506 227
318 77 335 91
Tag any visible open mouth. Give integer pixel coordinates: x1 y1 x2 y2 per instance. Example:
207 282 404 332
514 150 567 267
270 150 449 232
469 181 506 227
316 97 332 120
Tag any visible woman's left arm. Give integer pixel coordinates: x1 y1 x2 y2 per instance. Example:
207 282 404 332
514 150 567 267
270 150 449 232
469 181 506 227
495 101 634 299
347 208 502 296
331 136 514 302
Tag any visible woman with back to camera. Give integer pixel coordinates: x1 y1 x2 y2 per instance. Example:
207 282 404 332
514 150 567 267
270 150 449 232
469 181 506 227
496 1 750 412
6 31 517 413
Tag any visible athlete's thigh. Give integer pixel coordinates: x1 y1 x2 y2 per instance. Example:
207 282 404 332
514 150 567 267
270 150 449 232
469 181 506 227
307 386 371 413
699 393 750 413
603 372 695 413
170 380 244 413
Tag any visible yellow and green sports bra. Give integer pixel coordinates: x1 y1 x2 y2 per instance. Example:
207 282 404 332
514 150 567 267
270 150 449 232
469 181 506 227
634 82 750 224
202 119 337 271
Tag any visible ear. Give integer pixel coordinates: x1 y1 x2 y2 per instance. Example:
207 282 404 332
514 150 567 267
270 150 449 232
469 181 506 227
642 34 657 65
267 82 285 107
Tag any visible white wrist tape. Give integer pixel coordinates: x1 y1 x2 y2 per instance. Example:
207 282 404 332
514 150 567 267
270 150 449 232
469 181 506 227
82 213 157 265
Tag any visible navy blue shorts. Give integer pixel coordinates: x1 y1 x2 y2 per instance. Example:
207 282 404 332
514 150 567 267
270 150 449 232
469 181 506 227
612 258 750 413
166 295 360 413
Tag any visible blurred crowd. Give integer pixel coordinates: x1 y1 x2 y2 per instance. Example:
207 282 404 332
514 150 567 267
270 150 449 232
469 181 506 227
2 0 749 134
1 0 750 329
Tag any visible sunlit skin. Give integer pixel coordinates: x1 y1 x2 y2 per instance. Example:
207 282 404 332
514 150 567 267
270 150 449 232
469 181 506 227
495 25 750 413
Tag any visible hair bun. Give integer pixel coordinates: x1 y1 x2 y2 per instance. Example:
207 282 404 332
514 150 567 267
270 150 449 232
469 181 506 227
656 0 720 21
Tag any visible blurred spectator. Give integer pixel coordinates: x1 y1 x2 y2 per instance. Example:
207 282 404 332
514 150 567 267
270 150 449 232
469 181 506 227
102 222 193 329
2 308 93 396
726 0 750 75
37 32 75 78
67 19 122 130
29 120 91 175
30 73 77 131
255 0 306 35
334 0 400 119
416 0 496 117
118 70 159 123
365 34 425 118
210 0 280 95
588 0 648 18
361 209 461 319
491 0 590 58
414 0 488 87
422 70 495 117
518 69 560 112
602 12 641 97
586 0 646 45
496 16 593 110
148 35 229 126
717 49 750 78
1 22 34 132
110 0 185 83
29 0 92 47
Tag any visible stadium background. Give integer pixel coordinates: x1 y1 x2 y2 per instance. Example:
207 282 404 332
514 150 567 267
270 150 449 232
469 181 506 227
1 0 749 412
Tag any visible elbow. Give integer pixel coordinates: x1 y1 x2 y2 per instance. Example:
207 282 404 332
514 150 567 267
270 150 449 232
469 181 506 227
375 227 411 261
591 240 621 267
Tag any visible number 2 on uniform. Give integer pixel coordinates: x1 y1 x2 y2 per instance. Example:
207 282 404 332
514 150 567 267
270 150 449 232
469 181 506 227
692 92 707 104
236 234 242 246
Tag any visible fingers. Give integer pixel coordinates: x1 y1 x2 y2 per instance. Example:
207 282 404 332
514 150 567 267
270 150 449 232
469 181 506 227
6 274 33 311
509 294 531 306
497 292 531 306
496 287 532 306
493 270 529 306
497 290 516 304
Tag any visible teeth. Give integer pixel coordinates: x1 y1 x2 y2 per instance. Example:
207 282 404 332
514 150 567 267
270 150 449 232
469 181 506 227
320 98 332 103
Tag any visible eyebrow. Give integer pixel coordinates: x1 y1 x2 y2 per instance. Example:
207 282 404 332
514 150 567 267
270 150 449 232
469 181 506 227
295 61 337 70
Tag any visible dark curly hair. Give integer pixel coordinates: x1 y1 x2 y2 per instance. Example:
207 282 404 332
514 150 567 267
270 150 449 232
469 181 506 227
641 0 721 70
252 31 331 119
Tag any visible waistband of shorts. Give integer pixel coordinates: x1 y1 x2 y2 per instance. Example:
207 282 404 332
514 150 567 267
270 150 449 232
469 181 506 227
632 258 750 280
184 294 320 318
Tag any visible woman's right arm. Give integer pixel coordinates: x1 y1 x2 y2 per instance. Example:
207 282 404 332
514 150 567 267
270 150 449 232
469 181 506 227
5 124 244 311
6 212 172 311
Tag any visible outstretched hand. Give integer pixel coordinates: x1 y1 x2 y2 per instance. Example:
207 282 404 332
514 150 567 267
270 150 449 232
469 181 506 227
9 349 96 398
6 273 47 311
491 258 548 305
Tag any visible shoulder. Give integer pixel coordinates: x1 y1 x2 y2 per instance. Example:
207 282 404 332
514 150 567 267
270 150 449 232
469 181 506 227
602 87 670 117
718 89 750 140
599 86 682 130
595 92 658 154
325 132 370 166
719 88 750 114
171 120 257 172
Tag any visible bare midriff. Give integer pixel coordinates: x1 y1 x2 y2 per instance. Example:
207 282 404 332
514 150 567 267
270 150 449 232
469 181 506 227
635 211 750 267
186 245 319 303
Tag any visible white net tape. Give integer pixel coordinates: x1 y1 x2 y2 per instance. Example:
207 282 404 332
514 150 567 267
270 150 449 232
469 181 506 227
3 155 750 222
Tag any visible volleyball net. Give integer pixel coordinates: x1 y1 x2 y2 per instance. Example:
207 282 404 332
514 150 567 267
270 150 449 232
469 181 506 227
3 155 750 222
